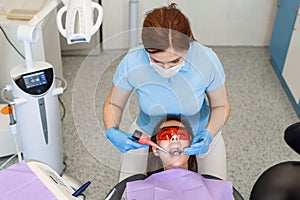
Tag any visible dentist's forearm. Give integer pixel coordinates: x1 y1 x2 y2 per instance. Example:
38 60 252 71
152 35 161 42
103 84 132 130
206 104 230 137
103 102 123 129
205 84 231 137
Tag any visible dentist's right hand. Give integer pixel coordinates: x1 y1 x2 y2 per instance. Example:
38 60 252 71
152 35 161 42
105 126 148 153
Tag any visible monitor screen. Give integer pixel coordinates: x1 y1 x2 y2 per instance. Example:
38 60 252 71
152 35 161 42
23 71 48 89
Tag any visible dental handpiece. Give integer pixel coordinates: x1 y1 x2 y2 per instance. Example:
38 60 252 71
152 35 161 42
132 130 170 154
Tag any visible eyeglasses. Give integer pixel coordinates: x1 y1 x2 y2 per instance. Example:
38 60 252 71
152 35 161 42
156 126 190 141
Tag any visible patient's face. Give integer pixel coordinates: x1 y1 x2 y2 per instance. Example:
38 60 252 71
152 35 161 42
154 120 191 170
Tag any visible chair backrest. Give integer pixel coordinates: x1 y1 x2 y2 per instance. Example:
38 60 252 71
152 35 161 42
250 161 300 200
250 122 300 200
105 173 244 200
284 122 300 155
104 174 146 200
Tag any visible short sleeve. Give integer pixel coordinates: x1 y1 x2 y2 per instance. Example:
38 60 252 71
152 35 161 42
206 49 226 92
113 54 134 91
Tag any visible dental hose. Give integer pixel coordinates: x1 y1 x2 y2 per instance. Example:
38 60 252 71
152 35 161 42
0 104 22 170
8 104 22 162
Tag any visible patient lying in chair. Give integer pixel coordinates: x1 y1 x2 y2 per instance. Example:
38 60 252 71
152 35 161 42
126 114 233 200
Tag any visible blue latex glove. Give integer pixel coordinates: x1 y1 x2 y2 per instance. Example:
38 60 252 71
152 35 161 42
105 127 148 153
183 129 213 155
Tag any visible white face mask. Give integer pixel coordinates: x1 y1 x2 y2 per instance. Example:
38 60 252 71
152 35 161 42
150 60 185 78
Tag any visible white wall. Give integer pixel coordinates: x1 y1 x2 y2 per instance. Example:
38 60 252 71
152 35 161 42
102 0 278 49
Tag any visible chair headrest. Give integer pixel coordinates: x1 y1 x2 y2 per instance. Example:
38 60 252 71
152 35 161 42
284 122 300 155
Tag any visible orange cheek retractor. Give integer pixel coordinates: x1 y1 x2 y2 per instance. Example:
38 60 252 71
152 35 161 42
132 130 170 154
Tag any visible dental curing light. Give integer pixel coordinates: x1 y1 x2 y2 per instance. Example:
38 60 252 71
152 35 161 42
132 130 169 154
0 104 19 157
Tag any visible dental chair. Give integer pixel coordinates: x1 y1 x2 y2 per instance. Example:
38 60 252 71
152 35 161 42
250 122 300 200
105 173 244 200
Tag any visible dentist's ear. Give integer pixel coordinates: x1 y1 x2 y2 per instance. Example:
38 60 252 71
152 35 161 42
152 147 160 156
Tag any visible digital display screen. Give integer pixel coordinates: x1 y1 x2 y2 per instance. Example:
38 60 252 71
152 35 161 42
23 71 48 89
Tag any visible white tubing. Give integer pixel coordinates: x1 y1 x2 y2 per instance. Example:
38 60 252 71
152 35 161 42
129 0 138 48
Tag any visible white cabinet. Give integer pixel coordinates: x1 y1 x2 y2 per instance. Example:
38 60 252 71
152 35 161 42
282 7 300 115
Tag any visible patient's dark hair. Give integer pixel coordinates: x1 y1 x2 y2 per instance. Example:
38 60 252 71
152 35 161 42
146 114 198 177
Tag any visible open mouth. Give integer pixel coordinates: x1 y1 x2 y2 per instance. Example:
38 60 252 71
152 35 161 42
169 145 182 156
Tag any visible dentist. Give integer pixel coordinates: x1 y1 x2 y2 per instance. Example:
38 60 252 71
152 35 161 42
103 3 230 180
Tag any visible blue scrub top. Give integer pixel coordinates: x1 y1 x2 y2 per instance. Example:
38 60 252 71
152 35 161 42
113 41 225 135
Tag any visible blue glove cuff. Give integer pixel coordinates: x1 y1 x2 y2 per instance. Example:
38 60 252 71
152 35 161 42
192 129 212 144
203 129 213 143
105 126 117 137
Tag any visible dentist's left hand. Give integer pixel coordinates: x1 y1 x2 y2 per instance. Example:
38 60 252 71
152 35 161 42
105 127 148 153
183 129 213 155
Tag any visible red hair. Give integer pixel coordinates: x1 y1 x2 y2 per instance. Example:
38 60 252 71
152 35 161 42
142 3 196 53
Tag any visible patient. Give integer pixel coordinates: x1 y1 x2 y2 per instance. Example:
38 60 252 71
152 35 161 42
146 114 198 176
126 114 233 200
